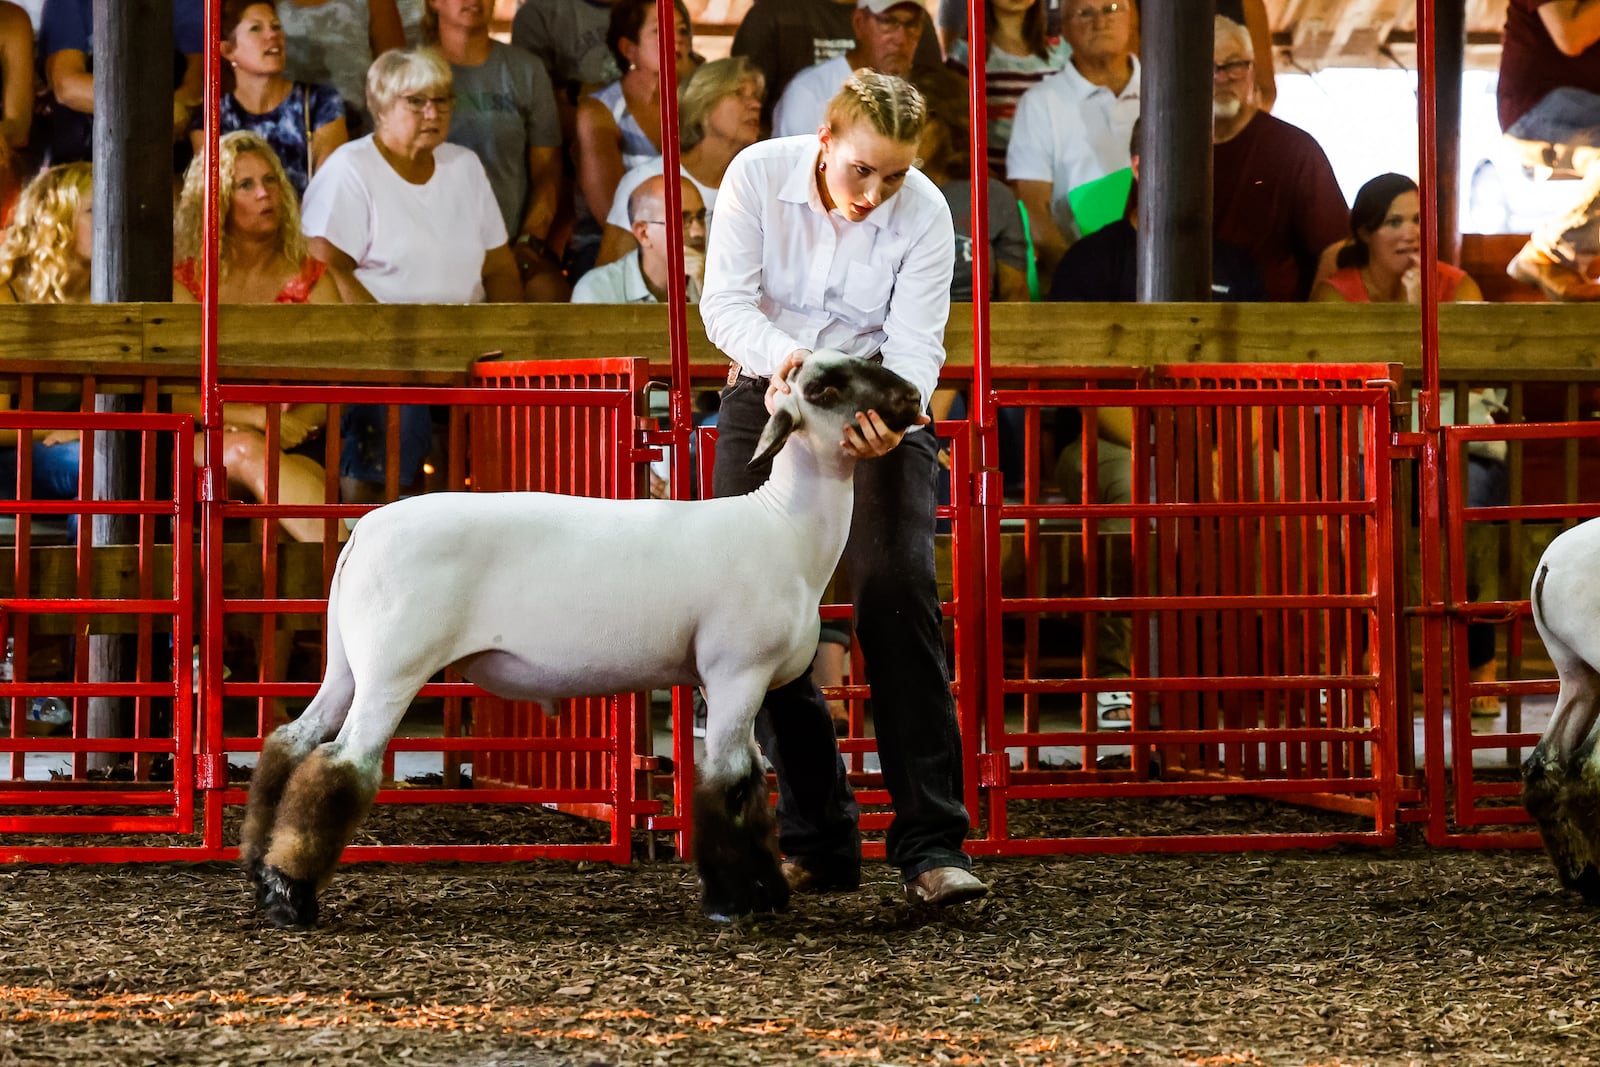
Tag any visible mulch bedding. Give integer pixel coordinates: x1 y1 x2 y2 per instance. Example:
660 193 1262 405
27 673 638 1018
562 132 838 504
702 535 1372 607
2 797 1598 1067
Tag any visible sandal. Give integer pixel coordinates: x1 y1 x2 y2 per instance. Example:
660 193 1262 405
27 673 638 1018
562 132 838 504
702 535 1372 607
1095 690 1134 731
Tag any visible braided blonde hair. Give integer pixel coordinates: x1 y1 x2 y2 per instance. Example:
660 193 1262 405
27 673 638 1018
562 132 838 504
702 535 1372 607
0 162 93 305
174 131 310 278
823 68 927 145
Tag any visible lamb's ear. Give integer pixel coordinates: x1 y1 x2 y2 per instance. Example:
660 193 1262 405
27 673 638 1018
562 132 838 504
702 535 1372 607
749 407 797 468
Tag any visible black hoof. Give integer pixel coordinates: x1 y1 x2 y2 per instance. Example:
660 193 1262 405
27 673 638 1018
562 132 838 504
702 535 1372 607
257 864 319 928
242 854 265 888
692 767 790 921
1575 865 1600 906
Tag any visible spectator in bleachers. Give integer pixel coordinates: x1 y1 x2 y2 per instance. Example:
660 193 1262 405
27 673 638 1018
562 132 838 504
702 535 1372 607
302 48 518 501
190 1 348 200
570 0 693 276
511 0 620 101
0 1 31 155
1006 0 1138 279
0 163 90 531
943 0 1068 180
171 133 341 543
1215 0 1275 112
573 173 705 302
174 132 341 304
1211 13 1346 302
730 0 939 130
1497 0 1600 301
595 55 763 267
425 0 568 301
1311 173 1483 306
770 0 921 138
40 0 205 167
277 0 407 138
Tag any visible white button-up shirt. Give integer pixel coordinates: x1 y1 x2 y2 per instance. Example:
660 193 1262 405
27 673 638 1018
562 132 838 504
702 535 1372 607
1006 56 1140 240
701 134 954 410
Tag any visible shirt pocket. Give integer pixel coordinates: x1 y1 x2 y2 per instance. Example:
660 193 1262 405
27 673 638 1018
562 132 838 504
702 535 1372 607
838 260 894 326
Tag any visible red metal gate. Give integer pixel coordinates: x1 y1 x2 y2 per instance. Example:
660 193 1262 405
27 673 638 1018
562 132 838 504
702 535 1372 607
0 405 196 860
971 363 1403 853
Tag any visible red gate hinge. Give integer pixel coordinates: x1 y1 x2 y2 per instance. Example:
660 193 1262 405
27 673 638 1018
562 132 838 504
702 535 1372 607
194 752 230 790
978 752 1009 788
632 754 661 772
972 469 1004 507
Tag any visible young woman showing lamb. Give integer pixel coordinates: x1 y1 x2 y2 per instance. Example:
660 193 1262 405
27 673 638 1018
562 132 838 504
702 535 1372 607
240 351 923 927
699 68 988 908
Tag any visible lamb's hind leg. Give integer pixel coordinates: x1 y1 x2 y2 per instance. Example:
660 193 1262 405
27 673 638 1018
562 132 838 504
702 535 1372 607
1524 606 1600 900
694 680 789 922
255 687 416 928
240 667 356 890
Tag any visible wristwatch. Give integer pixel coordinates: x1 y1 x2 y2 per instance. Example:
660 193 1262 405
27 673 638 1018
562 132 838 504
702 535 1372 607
514 233 553 260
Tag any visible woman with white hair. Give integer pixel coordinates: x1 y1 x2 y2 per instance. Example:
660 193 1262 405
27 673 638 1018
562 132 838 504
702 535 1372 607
301 47 519 501
594 56 763 268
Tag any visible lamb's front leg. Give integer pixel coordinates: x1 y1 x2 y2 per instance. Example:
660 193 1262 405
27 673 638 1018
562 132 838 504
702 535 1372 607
694 679 789 922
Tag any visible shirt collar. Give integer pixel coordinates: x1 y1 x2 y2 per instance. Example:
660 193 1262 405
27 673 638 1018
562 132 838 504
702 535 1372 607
622 251 654 302
1057 54 1141 103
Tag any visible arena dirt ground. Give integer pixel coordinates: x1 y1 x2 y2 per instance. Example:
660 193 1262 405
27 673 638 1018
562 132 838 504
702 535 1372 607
2 797 1598 1067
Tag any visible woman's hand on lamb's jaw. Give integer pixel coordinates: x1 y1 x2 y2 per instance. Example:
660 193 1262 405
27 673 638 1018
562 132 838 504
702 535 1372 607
764 349 811 414
843 411 930 459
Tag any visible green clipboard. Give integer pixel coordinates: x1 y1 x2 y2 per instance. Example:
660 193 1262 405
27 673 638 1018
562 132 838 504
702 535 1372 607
1066 167 1134 237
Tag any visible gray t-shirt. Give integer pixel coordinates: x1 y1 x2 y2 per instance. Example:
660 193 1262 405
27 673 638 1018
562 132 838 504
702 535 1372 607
447 41 562 238
280 0 375 135
940 177 1028 302
510 0 619 92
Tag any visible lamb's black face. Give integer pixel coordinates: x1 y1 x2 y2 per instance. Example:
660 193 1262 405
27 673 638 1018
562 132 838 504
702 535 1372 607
800 357 923 433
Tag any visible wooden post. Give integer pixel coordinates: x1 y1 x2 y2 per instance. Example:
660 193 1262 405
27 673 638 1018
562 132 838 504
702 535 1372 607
88 0 175 769
1433 0 1466 265
1136 0 1214 302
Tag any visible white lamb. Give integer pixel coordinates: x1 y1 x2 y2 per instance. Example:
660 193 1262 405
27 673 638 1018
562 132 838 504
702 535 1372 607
239 351 924 927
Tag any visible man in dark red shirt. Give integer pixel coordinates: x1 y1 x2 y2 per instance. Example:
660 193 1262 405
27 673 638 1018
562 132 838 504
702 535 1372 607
1211 14 1347 302
1499 0 1600 300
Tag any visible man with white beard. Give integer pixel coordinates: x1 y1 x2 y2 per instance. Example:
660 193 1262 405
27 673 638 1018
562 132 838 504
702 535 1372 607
1211 14 1347 302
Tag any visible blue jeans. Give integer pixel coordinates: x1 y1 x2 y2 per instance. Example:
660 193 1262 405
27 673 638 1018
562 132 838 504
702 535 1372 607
711 375 973 881
0 439 81 540
1506 87 1600 262
339 405 433 488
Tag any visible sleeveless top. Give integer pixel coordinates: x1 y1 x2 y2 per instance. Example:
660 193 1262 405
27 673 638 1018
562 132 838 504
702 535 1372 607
174 257 329 304
590 80 658 170
1323 261 1466 303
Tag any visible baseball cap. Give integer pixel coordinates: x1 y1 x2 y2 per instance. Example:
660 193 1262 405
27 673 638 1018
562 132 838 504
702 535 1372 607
857 0 922 14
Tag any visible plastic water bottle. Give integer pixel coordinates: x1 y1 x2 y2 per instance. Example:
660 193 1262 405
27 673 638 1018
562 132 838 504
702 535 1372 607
28 696 70 726
0 636 12 684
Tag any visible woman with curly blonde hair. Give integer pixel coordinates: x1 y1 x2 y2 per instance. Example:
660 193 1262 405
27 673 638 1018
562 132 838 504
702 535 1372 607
174 130 338 304
0 161 93 306
0 162 90 532
172 131 340 542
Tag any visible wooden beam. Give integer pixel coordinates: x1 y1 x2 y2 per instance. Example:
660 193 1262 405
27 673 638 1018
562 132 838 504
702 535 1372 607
6 302 1600 376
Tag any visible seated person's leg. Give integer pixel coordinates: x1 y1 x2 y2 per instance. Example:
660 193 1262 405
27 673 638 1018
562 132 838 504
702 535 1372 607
339 404 434 504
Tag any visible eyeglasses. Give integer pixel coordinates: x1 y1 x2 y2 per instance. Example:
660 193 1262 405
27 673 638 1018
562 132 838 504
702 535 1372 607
869 10 921 33
399 94 453 114
642 210 709 229
1213 59 1253 81
1068 2 1124 23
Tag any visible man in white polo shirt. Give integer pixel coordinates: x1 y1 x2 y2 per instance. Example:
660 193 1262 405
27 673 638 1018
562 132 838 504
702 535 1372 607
770 0 923 137
1006 0 1140 277
572 176 707 304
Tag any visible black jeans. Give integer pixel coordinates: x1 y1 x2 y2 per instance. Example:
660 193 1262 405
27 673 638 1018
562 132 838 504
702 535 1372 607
711 375 972 880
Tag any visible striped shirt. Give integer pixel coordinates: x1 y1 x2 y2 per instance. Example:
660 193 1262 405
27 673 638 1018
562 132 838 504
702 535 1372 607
947 37 1072 178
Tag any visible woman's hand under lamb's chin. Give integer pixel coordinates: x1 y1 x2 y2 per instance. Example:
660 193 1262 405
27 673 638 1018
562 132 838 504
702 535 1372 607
842 411 930 459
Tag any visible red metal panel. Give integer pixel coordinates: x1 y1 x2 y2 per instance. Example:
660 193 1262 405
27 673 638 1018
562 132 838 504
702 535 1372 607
0 407 196 857
971 364 1403 854
1427 419 1600 844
